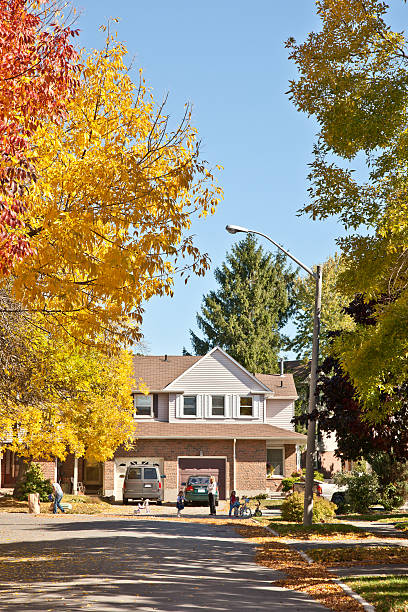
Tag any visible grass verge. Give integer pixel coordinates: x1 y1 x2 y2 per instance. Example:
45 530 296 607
344 575 408 612
309 545 408 567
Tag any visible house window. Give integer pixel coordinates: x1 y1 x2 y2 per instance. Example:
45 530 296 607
134 394 152 417
267 448 284 477
211 395 225 417
240 396 253 416
183 396 197 416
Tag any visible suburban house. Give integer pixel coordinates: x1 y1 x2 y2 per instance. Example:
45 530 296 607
0 347 306 500
105 347 305 501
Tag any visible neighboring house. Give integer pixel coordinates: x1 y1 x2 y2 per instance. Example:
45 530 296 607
1 347 306 499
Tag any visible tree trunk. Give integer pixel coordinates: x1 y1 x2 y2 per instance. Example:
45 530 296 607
12 456 29 498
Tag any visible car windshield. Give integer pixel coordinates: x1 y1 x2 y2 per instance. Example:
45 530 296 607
188 477 210 485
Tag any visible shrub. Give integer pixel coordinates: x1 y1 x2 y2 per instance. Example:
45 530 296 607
281 492 336 523
335 470 378 514
15 463 53 502
281 492 304 522
252 493 267 500
282 476 298 492
369 452 408 510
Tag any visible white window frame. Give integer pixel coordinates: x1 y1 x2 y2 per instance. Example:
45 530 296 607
182 395 197 418
266 447 285 477
210 395 226 418
238 395 253 418
133 394 153 419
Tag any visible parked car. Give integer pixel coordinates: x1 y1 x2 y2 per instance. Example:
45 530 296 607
292 480 323 496
331 491 347 514
183 475 219 506
122 462 164 504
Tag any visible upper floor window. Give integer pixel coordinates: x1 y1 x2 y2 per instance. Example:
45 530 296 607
183 396 197 416
134 394 152 417
211 395 225 417
240 396 253 417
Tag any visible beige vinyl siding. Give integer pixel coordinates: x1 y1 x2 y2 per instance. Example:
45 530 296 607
265 399 294 430
168 393 265 423
157 394 169 422
167 349 267 394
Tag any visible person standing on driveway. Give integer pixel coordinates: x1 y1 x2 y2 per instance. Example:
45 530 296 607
208 476 217 516
52 481 65 514
176 490 185 518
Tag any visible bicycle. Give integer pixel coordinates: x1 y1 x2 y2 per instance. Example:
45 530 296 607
237 497 252 518
253 499 262 517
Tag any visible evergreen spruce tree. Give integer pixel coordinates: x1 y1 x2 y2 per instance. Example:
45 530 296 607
190 235 295 373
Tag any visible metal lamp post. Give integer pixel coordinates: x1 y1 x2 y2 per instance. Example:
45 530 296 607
225 224 322 526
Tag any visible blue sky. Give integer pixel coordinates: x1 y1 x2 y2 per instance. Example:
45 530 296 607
76 0 407 358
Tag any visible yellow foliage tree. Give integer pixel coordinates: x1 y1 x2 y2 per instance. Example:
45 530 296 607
1 329 136 462
12 35 222 349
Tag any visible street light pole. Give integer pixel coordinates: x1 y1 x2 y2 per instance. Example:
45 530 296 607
225 224 322 526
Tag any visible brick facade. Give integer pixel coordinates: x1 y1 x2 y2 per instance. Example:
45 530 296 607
36 460 55 481
103 439 298 501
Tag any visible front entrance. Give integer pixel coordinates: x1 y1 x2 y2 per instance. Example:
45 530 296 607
83 459 103 493
178 457 226 499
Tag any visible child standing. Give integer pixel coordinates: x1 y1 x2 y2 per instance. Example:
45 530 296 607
176 490 185 518
229 490 239 517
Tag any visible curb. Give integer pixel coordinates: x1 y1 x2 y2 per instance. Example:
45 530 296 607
332 578 375 612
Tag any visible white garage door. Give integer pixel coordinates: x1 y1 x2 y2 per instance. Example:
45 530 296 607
114 457 164 501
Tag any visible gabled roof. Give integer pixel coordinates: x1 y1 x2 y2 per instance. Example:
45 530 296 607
132 348 297 398
164 346 271 393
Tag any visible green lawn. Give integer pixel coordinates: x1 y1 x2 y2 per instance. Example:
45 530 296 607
337 511 408 522
345 575 408 612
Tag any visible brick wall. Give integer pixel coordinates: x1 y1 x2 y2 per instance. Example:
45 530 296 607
110 438 270 500
285 444 297 475
103 460 115 496
36 460 55 481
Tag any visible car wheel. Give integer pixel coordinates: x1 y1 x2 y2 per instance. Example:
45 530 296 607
123 497 128 505
157 500 162 506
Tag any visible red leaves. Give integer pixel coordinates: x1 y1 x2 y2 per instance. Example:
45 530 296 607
0 0 79 273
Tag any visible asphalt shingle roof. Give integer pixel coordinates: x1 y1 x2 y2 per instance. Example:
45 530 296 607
132 354 297 397
134 421 306 441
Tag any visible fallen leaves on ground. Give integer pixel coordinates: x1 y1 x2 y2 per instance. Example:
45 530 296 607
266 521 373 540
309 545 408 567
236 523 364 611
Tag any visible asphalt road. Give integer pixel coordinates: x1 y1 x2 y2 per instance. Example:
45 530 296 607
0 514 328 611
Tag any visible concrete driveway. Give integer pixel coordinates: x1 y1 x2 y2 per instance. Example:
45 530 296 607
0 514 328 611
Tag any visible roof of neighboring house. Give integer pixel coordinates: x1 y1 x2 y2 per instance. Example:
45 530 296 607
132 353 297 397
133 421 306 441
284 360 310 382
254 374 297 398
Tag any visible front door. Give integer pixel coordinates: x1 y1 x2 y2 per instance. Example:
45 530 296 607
84 460 103 492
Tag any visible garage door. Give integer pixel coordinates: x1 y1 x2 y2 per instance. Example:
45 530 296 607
178 458 226 499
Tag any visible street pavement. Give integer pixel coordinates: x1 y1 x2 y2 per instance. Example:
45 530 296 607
0 513 328 611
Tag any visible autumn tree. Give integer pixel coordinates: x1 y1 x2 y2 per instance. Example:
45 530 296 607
0 297 136 463
190 234 295 373
0 0 79 272
287 0 408 413
289 254 355 360
9 35 222 351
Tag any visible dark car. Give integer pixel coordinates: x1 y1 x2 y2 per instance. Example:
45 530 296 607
183 475 219 506
331 491 347 514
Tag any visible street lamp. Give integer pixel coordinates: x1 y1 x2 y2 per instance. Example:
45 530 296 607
226 224 322 526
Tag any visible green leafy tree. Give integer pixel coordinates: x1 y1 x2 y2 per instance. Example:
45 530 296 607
190 234 295 373
289 254 355 360
287 0 408 412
